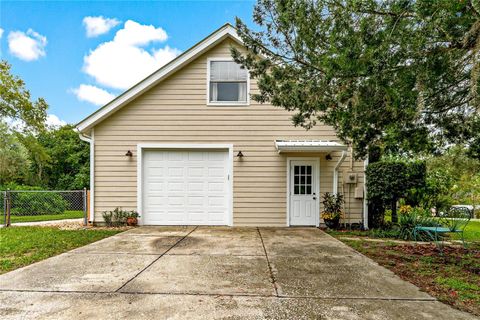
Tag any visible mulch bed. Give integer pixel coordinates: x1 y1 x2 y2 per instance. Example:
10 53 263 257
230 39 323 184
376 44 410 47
341 239 480 316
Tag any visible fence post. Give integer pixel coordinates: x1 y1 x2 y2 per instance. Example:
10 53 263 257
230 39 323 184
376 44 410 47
6 190 11 227
83 188 87 226
3 191 6 227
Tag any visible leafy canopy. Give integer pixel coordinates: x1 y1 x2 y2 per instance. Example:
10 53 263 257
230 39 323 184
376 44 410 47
0 60 47 132
233 0 480 158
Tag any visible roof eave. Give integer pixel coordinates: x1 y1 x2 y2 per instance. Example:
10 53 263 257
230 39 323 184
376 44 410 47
76 23 242 133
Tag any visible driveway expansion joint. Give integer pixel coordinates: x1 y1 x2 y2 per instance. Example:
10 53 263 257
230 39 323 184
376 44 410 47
114 226 199 293
257 227 279 297
0 288 437 302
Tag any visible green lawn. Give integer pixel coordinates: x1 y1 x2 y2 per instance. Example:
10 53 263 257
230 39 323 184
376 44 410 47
2 210 84 224
0 226 121 274
457 220 480 241
327 233 480 316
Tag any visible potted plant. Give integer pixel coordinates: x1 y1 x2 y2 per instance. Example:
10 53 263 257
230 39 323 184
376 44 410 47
321 192 344 229
126 210 140 226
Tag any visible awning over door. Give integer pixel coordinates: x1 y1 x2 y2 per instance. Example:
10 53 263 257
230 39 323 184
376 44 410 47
275 140 348 153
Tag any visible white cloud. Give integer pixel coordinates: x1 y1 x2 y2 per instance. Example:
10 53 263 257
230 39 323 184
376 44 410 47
0 28 4 39
72 84 116 106
83 20 180 90
113 20 167 46
8 29 47 61
83 16 120 38
46 114 67 128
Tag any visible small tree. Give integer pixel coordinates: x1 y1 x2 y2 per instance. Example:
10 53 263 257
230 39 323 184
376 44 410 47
366 160 426 224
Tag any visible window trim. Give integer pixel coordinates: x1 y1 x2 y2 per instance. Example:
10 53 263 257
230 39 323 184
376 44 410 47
206 57 250 106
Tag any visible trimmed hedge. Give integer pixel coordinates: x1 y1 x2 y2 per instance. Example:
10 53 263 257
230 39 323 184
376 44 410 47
366 160 426 226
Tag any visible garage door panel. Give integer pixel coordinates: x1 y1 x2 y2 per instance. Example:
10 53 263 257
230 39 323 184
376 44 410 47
167 182 185 192
187 182 205 192
167 152 184 161
208 167 225 177
146 167 165 176
187 167 205 177
167 167 184 177
142 149 229 225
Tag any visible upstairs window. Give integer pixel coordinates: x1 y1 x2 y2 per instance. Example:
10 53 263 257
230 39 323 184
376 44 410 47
209 60 248 104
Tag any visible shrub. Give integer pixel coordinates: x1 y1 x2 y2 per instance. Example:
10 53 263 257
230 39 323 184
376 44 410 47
397 207 438 241
102 207 138 227
10 192 68 216
366 160 426 224
321 193 344 220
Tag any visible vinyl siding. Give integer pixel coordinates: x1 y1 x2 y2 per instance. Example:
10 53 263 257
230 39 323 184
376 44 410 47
93 38 365 226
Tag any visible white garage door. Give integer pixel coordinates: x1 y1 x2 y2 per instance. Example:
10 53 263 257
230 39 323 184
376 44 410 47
142 149 230 225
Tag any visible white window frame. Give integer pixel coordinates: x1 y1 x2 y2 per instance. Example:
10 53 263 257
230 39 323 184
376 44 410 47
206 57 250 106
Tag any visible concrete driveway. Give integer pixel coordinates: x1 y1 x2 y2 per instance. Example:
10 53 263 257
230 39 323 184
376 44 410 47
0 227 475 319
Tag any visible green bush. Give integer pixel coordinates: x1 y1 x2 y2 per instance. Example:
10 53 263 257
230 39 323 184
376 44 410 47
102 208 138 227
397 207 438 241
10 192 68 216
366 160 426 225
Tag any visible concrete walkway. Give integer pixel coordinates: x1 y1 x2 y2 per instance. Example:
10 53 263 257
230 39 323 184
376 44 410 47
0 227 475 319
0 218 83 228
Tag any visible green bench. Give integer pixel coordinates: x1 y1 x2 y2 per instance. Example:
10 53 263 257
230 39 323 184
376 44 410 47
414 207 471 250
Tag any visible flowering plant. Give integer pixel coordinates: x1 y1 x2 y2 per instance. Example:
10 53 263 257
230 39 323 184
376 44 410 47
320 192 344 220
321 211 343 220
399 205 413 215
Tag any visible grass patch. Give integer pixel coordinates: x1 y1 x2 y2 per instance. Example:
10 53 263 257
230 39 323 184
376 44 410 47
331 235 480 316
0 226 121 274
2 210 84 224
453 220 480 241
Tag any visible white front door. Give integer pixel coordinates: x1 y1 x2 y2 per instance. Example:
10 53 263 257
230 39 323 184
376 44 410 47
289 160 318 226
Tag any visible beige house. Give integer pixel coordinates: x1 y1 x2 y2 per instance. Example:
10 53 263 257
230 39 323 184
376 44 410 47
76 24 368 228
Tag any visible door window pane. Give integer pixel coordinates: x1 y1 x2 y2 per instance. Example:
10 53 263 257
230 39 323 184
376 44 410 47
293 165 313 195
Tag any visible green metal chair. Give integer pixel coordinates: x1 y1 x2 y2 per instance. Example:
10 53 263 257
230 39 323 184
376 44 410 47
414 207 471 250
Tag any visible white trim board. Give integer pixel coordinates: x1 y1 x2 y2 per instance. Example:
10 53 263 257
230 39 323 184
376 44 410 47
89 129 94 222
136 143 234 226
76 24 242 132
78 129 95 223
286 157 320 227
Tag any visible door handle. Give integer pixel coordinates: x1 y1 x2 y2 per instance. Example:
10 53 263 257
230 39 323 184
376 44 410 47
313 196 317 200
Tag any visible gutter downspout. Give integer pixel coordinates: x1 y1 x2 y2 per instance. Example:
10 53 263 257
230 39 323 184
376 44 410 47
333 151 347 195
78 129 94 224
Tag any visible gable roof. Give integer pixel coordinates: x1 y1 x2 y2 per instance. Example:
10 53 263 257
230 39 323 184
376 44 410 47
76 23 242 133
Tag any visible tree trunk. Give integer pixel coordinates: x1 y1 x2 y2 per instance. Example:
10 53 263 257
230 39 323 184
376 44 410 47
391 198 398 223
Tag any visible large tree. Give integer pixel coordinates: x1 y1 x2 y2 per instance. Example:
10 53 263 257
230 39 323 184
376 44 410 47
232 0 480 158
0 60 47 132
36 125 90 190
0 122 30 186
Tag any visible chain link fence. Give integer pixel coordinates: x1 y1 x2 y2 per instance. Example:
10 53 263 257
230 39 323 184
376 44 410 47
1 190 87 227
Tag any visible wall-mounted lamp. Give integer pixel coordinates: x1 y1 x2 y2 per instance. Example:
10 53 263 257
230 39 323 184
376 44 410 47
236 151 244 157
326 154 332 161
125 150 133 157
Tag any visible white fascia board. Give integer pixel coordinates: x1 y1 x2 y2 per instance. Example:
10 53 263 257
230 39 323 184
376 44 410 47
76 24 242 133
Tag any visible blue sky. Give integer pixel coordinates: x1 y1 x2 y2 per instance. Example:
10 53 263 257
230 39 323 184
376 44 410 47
0 1 256 125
